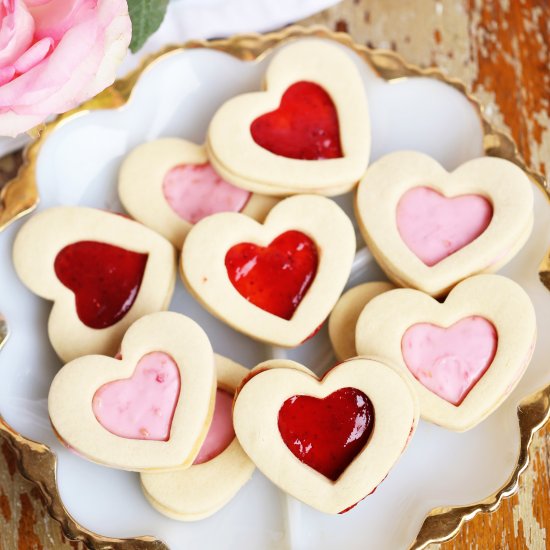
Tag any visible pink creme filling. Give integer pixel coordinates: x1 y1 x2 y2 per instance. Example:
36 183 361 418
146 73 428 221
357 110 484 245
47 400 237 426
162 162 251 224
396 186 493 266
401 316 498 406
92 352 180 441
193 388 236 465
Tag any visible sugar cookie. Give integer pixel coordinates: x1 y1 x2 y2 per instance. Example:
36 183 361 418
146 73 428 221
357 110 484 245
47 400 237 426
233 358 418 514
13 207 176 362
207 39 371 196
119 138 278 247
328 281 396 361
355 151 533 296
181 195 356 347
48 312 216 471
355 274 536 431
141 354 254 520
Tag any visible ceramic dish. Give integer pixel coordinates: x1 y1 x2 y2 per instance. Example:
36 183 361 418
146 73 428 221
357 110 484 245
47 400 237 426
0 26 549 550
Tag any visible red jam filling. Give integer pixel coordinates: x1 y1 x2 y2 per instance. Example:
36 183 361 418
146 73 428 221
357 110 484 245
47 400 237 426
54 241 148 329
250 81 343 160
278 387 375 481
225 230 318 320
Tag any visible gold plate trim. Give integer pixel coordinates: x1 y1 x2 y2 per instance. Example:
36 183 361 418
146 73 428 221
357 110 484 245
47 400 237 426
0 25 548 550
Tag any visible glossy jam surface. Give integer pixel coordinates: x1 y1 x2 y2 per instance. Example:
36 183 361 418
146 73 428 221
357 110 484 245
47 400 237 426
54 241 148 329
162 163 251 224
402 316 498 405
396 186 493 266
225 230 318 320
193 389 235 465
278 387 375 481
250 81 343 160
92 352 181 441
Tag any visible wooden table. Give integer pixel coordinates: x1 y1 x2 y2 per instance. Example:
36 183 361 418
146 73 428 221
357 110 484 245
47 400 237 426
1 1 549 548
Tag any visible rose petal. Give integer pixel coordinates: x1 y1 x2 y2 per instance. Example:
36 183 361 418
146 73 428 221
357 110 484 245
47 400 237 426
13 36 53 73
27 0 97 42
0 0 126 107
85 8 131 97
0 65 15 85
0 108 43 135
22 0 56 6
0 0 130 135
0 0 34 67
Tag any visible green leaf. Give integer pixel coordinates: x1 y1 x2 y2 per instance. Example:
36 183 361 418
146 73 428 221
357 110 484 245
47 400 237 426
127 0 170 53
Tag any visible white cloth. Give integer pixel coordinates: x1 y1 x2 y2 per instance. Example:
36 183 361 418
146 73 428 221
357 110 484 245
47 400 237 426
0 0 340 154
120 0 340 72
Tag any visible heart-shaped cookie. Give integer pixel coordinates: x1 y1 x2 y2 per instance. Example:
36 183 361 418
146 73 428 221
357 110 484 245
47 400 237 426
207 39 371 196
181 194 356 346
141 354 255 520
233 358 418 514
328 281 396 361
118 138 278 247
48 312 216 471
355 151 534 296
355 274 536 431
13 207 177 362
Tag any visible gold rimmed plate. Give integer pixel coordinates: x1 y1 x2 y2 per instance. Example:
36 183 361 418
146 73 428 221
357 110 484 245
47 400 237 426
0 26 549 550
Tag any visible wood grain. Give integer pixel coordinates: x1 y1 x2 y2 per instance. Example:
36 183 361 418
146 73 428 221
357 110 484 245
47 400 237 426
303 1 550 549
1 1 549 549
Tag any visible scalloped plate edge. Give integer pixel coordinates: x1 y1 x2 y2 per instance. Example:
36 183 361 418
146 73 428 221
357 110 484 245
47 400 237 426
0 25 548 550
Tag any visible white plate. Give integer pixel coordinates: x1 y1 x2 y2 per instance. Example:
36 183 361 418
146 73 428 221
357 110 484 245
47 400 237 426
1 39 549 550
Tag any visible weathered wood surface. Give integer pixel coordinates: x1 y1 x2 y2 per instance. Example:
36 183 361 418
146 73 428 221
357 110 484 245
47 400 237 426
1 1 549 548
306 2 550 549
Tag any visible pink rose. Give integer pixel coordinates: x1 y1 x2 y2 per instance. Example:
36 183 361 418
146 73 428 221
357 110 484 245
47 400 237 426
0 0 131 136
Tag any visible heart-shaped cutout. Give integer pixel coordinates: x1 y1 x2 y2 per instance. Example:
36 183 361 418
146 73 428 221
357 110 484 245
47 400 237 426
182 195 355 346
140 354 255 520
356 151 533 296
118 139 278 247
250 81 343 160
356 275 536 431
13 207 176 362
278 387 374 481
396 186 493 267
48 312 216 471
233 358 418 514
55 241 148 329
207 39 370 196
401 316 497 406
162 163 250 224
192 388 235 464
93 352 181 441
225 230 318 320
